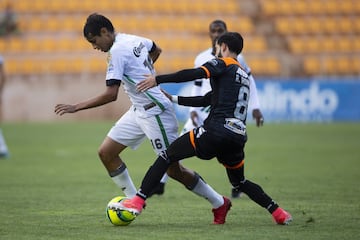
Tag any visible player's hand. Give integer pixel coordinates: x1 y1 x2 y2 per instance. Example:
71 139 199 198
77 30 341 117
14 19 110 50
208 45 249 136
54 104 76 115
190 111 199 127
252 109 264 127
137 75 157 92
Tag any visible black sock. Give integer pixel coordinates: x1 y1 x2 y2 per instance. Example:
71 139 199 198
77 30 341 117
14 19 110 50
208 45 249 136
238 179 278 213
139 152 171 198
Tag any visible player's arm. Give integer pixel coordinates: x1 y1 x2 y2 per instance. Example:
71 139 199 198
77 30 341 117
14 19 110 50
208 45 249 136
248 74 264 127
137 68 207 92
176 91 212 107
162 88 211 107
55 82 120 115
149 42 161 63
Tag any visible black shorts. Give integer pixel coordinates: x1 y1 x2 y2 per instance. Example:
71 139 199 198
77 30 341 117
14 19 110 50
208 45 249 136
166 126 246 168
193 126 246 167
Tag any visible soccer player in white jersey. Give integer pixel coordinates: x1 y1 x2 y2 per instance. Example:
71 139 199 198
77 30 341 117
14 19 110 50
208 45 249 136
55 13 231 224
179 20 264 198
0 54 9 158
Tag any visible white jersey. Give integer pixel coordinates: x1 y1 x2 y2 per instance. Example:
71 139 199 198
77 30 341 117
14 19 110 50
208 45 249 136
106 33 178 154
106 33 172 118
181 48 261 134
193 48 260 111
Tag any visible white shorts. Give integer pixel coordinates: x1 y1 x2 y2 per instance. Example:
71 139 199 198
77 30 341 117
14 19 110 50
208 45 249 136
107 106 178 154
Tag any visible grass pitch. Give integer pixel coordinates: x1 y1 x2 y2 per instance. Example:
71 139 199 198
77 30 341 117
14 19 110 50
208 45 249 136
0 121 359 240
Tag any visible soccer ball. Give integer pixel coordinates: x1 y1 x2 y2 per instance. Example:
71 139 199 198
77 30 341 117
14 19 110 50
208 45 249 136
106 196 136 226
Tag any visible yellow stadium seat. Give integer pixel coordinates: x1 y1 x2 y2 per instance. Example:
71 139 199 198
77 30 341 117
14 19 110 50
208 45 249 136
296 1 309 14
339 0 354 14
323 56 355 75
261 0 277 16
338 17 353 34
245 36 267 52
322 38 336 53
324 0 338 15
97 0 113 12
323 18 337 34
278 1 292 15
306 38 321 53
52 59 68 74
24 38 40 53
41 38 57 52
353 58 360 74
338 38 352 52
22 58 42 75
307 1 322 15
306 17 322 34
275 18 291 34
4 59 18 75
336 57 352 74
69 58 86 73
12 1 32 13
355 18 360 33
25 18 43 32
247 56 280 76
304 57 321 75
0 39 6 52
9 38 23 53
265 57 281 75
354 38 360 51
288 38 305 54
32 0 48 13
88 57 107 73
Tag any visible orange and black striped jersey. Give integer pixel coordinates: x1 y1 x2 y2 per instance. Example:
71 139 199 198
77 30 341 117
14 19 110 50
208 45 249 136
156 57 250 136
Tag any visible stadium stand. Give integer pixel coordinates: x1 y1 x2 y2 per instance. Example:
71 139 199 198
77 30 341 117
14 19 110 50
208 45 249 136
0 0 359 77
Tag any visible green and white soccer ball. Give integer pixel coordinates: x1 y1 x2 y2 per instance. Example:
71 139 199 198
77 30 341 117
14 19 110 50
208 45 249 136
106 196 136 226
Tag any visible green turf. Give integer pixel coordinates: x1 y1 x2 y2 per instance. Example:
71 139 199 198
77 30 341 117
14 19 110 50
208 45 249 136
0 121 359 240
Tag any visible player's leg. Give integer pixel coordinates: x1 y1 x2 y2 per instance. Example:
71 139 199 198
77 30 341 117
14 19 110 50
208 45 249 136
0 129 9 158
154 114 196 196
108 132 198 215
145 110 225 210
111 127 231 224
100 109 146 197
175 129 232 224
98 137 137 197
225 163 292 224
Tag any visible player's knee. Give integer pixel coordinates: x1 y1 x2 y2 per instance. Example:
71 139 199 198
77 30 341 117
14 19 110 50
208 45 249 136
98 146 111 163
97 147 104 159
166 162 183 180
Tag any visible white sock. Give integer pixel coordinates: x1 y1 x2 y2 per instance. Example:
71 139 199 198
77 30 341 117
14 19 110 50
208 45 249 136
160 173 168 184
192 177 224 209
0 129 8 154
110 164 137 197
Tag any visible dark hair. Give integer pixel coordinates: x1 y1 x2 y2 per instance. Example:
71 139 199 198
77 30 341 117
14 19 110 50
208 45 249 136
83 13 114 38
209 19 227 31
217 32 243 54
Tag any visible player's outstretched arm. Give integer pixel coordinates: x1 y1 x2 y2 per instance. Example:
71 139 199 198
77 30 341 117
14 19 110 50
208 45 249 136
54 84 120 115
137 68 207 92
